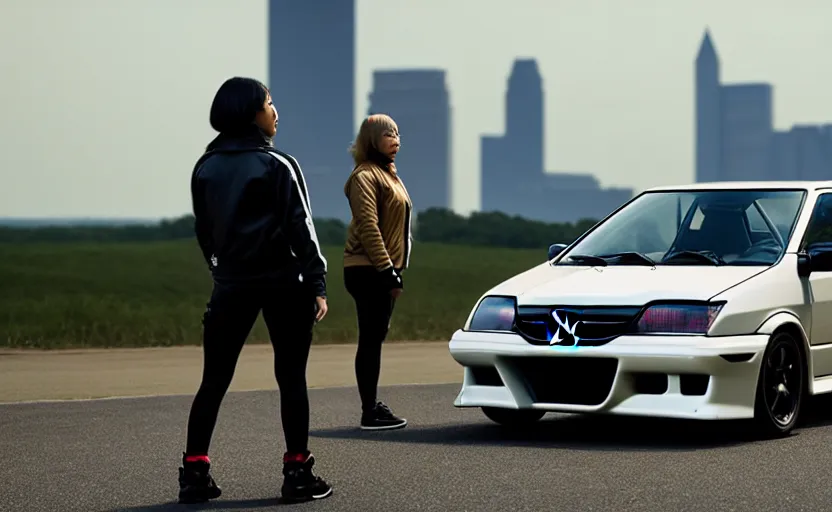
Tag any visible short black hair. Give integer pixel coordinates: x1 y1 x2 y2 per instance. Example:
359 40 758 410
209 77 269 134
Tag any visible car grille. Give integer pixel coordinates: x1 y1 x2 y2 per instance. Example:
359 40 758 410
508 356 618 405
514 305 642 347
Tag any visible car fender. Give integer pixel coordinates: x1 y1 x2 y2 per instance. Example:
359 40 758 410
755 311 812 375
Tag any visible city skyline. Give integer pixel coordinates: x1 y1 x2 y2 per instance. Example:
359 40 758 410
272 8 832 224
480 59 633 223
696 30 832 183
268 0 631 224
2 0 832 219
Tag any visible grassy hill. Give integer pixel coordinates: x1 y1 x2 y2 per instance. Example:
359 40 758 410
0 240 544 349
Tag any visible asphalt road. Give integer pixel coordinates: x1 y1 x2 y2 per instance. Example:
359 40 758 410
4 384 832 512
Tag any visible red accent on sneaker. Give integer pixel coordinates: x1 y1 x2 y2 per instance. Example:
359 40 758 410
283 451 311 463
185 455 211 464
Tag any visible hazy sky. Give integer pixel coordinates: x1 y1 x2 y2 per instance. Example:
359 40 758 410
2 0 831 218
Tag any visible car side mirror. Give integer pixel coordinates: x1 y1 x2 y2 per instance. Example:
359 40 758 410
797 253 812 277
799 244 832 277
548 243 568 261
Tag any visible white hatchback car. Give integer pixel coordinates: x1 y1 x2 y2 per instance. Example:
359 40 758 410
449 181 832 437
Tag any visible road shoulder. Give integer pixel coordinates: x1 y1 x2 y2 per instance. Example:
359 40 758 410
0 341 461 403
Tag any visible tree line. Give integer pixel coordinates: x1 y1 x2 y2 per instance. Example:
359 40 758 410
0 208 598 249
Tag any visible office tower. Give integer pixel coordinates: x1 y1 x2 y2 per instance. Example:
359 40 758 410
367 69 452 211
505 59 544 178
697 31 774 182
695 31 721 183
720 84 773 181
481 59 544 213
268 0 355 221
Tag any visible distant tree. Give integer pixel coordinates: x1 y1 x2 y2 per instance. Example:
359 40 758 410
0 209 597 249
415 208 597 249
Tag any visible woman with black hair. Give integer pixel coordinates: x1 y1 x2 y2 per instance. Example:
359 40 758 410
177 76 332 504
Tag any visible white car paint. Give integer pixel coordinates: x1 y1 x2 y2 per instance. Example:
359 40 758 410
490 264 768 306
449 180 832 432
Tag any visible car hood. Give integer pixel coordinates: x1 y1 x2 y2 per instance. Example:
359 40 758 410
488 263 769 306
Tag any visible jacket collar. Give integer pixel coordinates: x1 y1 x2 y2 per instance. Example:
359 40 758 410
205 125 273 153
367 146 396 174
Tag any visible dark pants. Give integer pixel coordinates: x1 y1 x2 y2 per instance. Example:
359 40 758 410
185 279 316 456
344 266 397 412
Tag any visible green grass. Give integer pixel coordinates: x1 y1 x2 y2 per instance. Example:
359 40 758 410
0 240 544 349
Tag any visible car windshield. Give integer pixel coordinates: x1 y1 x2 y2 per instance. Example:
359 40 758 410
558 189 806 267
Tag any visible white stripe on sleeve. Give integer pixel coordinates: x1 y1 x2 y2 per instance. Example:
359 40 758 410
268 152 328 271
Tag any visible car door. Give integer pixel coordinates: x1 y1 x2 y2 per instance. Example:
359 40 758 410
804 193 832 376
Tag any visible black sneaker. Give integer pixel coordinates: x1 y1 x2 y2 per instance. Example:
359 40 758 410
281 453 333 503
178 454 222 504
360 401 408 431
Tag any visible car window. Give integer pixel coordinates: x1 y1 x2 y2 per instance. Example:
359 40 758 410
674 204 755 260
559 189 806 267
579 193 693 255
745 205 768 232
652 195 696 248
804 194 832 249
756 195 805 241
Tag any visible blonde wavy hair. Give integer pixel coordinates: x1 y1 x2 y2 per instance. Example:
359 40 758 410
349 113 399 165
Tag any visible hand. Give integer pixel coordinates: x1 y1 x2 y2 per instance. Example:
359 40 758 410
315 296 328 323
382 267 403 298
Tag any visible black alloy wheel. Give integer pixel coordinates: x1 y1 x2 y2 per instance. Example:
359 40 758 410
753 331 805 437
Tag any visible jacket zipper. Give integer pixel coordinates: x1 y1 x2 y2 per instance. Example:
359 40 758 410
403 201 412 269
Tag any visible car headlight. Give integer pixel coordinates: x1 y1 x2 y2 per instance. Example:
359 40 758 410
633 302 724 335
467 296 516 332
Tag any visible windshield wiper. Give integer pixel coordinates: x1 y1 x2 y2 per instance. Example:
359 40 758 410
566 254 608 266
599 252 656 266
565 252 656 267
662 250 725 266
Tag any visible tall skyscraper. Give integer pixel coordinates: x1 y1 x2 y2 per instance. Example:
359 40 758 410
482 59 544 213
268 0 355 221
695 31 721 183
505 59 544 177
367 69 452 212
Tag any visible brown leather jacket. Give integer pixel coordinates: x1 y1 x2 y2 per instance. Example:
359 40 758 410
343 161 413 271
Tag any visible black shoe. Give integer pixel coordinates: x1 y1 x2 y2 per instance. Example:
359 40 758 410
281 453 333 503
178 454 222 504
360 401 408 431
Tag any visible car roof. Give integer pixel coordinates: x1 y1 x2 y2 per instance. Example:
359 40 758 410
643 181 832 192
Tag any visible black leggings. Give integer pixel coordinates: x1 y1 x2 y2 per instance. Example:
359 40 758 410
344 266 397 412
185 280 317 456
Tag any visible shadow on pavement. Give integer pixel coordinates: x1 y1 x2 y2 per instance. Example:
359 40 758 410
311 406 832 452
109 497 284 511
312 414 758 451
798 393 832 429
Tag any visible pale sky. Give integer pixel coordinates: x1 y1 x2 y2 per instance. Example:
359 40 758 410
1 0 831 218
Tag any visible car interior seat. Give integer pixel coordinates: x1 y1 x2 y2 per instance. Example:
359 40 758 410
674 207 752 259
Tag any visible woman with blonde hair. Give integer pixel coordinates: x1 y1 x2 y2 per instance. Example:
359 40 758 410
343 113 412 430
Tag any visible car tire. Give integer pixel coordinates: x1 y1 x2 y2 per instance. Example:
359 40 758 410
752 330 805 438
481 407 546 427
